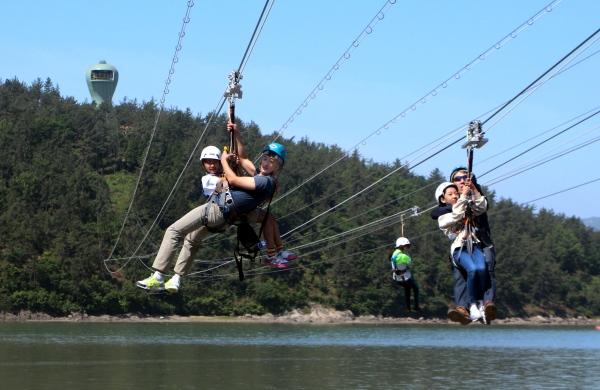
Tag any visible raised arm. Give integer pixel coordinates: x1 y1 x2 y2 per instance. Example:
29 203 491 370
221 151 256 190
465 178 487 216
227 122 256 175
438 198 467 230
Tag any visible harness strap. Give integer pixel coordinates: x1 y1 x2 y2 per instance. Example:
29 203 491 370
233 251 245 281
202 192 231 232
232 184 277 281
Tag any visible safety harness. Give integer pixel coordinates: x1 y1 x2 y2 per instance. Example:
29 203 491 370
233 188 275 281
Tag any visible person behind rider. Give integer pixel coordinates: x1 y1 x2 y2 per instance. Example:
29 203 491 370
435 180 491 323
199 144 297 269
449 167 497 322
136 123 289 293
390 237 420 312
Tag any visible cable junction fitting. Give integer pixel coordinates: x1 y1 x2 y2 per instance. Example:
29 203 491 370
224 70 243 100
462 120 488 150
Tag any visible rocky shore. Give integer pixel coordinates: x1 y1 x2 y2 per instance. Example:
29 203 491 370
2 305 599 327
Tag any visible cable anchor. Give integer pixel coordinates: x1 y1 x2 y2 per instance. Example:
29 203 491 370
410 206 419 216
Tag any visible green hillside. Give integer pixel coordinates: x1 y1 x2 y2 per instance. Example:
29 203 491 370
1 78 599 318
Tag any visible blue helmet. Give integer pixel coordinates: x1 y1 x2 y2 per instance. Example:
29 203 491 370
262 142 287 165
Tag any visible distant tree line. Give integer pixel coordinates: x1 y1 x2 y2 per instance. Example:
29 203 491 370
1 78 599 318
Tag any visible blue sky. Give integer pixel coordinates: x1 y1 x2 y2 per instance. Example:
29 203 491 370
2 0 599 219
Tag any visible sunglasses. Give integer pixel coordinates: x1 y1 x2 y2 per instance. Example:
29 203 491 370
452 175 469 182
261 153 279 163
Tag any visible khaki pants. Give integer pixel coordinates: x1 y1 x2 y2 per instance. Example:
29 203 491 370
152 203 225 275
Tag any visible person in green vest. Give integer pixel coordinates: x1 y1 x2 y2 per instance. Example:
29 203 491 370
390 237 420 312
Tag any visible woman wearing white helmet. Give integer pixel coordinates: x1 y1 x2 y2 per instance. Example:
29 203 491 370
435 179 491 323
390 237 420 312
200 145 223 198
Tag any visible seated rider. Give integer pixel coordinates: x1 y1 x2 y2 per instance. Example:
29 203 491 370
136 123 289 293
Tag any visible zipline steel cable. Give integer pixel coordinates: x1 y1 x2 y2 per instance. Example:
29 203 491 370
480 108 600 178
106 0 195 267
279 28 599 241
193 174 600 282
284 128 599 251
267 0 398 145
484 132 600 187
272 0 564 205
285 110 600 254
276 38 600 226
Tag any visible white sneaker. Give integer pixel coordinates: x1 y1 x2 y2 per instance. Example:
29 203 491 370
278 250 297 261
478 301 487 324
164 275 180 293
469 304 482 321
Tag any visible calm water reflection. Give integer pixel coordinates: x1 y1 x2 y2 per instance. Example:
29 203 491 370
1 322 599 389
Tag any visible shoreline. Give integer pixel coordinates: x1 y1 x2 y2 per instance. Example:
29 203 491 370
2 308 599 327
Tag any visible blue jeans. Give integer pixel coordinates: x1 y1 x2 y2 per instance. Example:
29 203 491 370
452 245 490 305
453 245 496 307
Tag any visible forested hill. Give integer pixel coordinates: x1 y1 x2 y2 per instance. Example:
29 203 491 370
1 78 599 318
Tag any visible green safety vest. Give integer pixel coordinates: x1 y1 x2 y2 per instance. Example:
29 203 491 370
391 249 412 268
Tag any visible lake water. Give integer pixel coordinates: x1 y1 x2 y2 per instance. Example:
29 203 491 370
1 322 599 389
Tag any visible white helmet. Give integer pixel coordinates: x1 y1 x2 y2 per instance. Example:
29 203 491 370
200 146 221 161
435 181 457 204
395 237 410 247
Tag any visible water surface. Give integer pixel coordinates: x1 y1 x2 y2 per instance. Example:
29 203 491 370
1 322 598 389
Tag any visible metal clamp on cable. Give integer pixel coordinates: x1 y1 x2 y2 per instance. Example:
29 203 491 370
462 120 488 149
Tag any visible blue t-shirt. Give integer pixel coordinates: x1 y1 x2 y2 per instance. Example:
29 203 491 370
230 174 275 214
